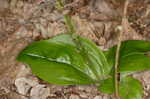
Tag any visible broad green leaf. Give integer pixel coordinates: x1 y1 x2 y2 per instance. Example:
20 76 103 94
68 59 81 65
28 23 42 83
98 77 143 99
49 34 99 80
105 40 150 74
17 33 111 85
49 34 111 80
17 40 95 85
120 54 150 72
76 36 110 80
119 77 143 99
98 77 114 94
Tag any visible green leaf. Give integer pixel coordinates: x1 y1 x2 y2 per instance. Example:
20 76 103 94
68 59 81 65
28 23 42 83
17 40 94 85
76 35 110 80
17 34 110 84
105 40 150 73
50 34 111 80
98 77 114 94
120 54 150 72
119 77 143 99
98 77 143 99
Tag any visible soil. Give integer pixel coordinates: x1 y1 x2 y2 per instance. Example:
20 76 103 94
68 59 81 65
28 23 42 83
0 0 150 99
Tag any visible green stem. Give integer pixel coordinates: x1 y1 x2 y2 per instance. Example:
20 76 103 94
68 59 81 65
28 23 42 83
64 15 76 34
114 26 123 99
56 0 76 34
114 1 129 98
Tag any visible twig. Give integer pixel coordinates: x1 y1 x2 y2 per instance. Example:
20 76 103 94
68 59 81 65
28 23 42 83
114 0 129 99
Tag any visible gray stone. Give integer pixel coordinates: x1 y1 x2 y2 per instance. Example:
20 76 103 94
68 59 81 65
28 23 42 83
69 94 80 99
30 85 50 99
15 77 38 95
94 96 102 99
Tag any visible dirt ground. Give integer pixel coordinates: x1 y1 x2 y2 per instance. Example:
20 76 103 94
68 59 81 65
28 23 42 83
0 0 150 99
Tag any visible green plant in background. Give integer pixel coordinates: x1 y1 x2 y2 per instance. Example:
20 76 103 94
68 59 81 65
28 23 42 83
17 0 150 99
17 34 150 99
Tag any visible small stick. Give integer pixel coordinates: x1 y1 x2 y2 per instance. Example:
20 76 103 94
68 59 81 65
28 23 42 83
114 0 129 99
114 26 122 99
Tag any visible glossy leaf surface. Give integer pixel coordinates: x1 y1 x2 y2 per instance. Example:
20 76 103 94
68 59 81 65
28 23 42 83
119 77 143 99
76 36 110 80
98 77 114 94
17 40 94 85
98 77 143 99
17 34 110 84
49 34 111 80
105 40 150 73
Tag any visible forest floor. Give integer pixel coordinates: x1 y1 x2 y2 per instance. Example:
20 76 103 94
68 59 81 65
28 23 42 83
0 0 150 99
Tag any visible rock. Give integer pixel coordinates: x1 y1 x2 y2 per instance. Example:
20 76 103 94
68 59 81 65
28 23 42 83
69 94 80 99
15 77 39 95
133 71 150 85
142 71 150 85
103 95 109 99
76 85 87 91
94 96 102 99
16 65 31 78
79 92 88 98
30 85 50 99
76 85 96 93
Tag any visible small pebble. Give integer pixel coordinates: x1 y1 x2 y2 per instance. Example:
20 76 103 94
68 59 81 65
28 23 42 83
30 85 50 99
69 94 80 99
94 96 102 99
15 77 39 95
